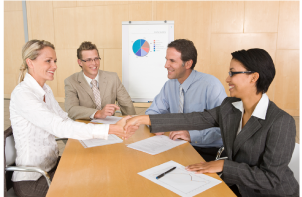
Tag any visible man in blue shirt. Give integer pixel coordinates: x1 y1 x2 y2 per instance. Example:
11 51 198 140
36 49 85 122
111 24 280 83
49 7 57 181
146 39 227 161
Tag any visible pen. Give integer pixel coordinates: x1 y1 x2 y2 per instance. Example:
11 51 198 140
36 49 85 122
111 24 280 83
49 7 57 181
156 167 176 179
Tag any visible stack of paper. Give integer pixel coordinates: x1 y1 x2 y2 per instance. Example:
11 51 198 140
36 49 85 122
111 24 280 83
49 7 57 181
127 135 187 155
79 134 123 148
91 116 122 124
138 161 222 197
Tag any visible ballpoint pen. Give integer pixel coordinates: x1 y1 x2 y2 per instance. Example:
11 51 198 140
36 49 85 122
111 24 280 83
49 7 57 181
156 167 176 179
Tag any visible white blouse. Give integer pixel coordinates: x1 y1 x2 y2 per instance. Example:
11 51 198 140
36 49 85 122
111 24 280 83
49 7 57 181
232 93 269 135
10 73 110 182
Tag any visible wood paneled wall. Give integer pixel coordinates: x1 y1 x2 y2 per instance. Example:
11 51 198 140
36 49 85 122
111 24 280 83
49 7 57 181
4 1 299 116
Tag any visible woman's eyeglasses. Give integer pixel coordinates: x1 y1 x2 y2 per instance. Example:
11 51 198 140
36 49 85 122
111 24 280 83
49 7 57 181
228 71 255 77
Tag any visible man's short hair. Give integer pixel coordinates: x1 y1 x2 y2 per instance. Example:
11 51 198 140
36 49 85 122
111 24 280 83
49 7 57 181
231 48 275 94
167 39 197 70
77 41 99 60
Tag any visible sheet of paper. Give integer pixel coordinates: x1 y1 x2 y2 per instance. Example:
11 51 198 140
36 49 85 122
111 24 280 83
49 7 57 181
91 116 122 124
127 135 187 155
138 161 222 197
79 134 123 148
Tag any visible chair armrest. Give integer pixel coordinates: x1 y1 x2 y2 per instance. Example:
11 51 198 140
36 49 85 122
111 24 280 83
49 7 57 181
55 138 68 141
5 166 51 187
215 146 228 160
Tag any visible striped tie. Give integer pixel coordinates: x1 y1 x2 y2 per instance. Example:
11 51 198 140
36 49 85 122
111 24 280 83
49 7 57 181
178 85 184 113
91 79 102 110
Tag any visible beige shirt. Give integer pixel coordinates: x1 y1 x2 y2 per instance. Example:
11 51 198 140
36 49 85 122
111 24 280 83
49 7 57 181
10 73 109 182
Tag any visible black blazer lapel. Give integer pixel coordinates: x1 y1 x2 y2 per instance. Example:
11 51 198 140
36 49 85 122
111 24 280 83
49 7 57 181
77 72 96 104
223 108 242 159
233 116 262 156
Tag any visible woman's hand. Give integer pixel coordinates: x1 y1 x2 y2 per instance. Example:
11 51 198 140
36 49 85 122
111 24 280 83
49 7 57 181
109 116 133 139
186 160 224 174
124 115 150 134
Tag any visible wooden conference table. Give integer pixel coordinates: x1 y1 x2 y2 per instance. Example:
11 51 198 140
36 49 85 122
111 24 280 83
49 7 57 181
47 120 236 197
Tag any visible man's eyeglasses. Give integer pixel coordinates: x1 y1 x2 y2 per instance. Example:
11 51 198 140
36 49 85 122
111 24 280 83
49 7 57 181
228 71 255 77
81 57 101 63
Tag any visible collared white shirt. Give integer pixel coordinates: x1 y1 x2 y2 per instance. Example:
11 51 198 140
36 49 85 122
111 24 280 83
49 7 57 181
83 72 99 88
83 72 100 119
10 73 109 182
232 93 269 135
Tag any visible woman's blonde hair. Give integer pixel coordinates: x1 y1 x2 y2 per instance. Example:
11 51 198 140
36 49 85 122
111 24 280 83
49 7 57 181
19 40 55 83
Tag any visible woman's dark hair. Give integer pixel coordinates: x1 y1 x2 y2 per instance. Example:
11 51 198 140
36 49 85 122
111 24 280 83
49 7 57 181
167 39 197 70
231 48 275 94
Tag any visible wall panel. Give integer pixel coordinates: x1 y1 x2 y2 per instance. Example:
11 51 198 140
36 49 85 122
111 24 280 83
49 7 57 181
53 1 77 8
26 1 55 44
211 1 244 33
156 2 212 73
277 1 299 50
76 1 128 7
244 1 279 33
4 1 22 11
4 6 25 97
129 2 153 21
104 49 122 81
274 50 299 116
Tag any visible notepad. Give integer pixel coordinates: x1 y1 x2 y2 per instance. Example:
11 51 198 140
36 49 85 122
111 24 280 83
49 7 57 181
127 135 187 155
138 161 222 197
79 134 123 148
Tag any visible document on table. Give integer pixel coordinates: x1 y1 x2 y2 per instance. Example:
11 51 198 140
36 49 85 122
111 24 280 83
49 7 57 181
127 135 187 155
138 160 222 197
91 116 122 124
79 134 123 148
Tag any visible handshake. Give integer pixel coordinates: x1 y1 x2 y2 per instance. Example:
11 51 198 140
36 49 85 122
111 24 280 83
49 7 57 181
111 115 151 140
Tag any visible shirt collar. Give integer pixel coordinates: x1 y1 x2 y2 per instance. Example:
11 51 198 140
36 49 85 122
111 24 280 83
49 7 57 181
179 70 196 92
232 93 269 120
83 72 99 85
23 73 48 98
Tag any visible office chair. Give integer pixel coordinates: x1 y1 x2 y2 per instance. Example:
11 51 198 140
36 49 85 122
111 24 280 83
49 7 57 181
4 126 67 197
288 143 299 183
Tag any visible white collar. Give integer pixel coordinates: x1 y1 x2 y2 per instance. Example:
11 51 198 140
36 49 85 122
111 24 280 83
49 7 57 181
232 93 269 120
23 73 51 99
83 72 99 85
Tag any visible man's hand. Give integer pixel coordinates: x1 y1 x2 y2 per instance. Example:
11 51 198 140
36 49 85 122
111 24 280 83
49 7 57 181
169 130 191 142
94 104 120 119
185 160 224 174
109 116 132 139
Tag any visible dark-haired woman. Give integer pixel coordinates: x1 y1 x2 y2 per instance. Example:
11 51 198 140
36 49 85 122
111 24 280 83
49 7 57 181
125 48 299 197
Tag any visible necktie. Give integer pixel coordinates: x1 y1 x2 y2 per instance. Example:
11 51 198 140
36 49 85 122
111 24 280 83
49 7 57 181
178 85 184 113
91 79 102 110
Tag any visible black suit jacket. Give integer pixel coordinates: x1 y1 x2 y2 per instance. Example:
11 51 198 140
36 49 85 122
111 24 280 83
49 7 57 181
149 97 299 197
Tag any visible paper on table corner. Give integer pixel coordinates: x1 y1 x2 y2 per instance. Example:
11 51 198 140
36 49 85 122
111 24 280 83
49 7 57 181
138 160 222 197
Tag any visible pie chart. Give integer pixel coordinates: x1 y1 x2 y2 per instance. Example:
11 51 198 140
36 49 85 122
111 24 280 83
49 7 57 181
132 39 150 57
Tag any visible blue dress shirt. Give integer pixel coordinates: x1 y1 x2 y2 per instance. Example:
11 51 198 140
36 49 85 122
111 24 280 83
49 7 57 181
146 70 227 148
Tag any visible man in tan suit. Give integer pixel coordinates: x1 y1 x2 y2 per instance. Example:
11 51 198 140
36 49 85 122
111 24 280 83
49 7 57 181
65 41 136 120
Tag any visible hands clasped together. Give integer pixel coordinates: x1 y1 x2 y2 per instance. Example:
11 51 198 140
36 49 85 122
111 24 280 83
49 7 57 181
113 115 224 174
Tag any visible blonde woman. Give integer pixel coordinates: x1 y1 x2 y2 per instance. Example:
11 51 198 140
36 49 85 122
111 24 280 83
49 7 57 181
10 40 132 197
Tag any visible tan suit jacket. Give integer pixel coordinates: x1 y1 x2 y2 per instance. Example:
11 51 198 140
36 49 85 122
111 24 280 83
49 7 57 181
64 70 136 120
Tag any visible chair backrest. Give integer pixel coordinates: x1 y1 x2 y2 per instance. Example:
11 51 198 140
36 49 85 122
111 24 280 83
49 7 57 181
5 135 16 166
288 143 299 183
4 126 14 197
